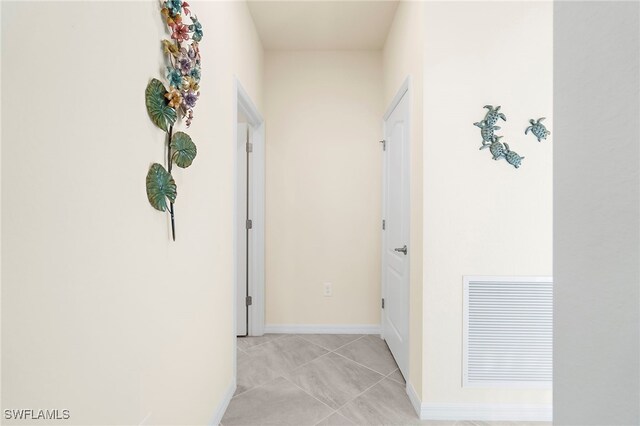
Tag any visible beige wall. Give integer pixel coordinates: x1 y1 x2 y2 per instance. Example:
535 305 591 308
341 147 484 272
264 51 383 326
382 0 425 399
1 1 263 424
422 1 553 406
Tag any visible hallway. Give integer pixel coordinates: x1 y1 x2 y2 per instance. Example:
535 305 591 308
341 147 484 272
222 335 551 426
223 334 414 425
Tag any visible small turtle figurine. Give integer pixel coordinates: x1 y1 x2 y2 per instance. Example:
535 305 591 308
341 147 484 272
473 121 501 144
504 143 525 168
481 105 507 127
480 135 506 160
525 117 551 142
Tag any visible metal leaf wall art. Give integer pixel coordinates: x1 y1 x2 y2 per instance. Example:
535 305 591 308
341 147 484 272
145 0 203 240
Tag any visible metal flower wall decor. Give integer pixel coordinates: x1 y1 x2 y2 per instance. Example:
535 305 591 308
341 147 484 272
145 0 203 240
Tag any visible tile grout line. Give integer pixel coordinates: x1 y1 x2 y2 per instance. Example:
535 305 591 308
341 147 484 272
317 337 397 415
288 336 334 357
332 335 400 376
285 342 391 419
330 335 367 352
237 336 331 397
314 411 354 426
312 410 354 426
240 333 290 350
234 344 284 399
278 337 381 422
286 349 333 374
240 335 324 369
280 375 339 421
229 336 410 426
333 372 389 417
312 412 335 426
335 374 420 423
289 336 391 382
275 336 334 373
226 373 286 401
240 333 364 354
236 333 289 352
385 369 406 386
231 374 275 399
297 334 366 353
331 349 396 378
231 353 339 423
237 335 396 385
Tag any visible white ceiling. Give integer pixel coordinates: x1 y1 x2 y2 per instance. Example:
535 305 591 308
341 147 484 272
247 1 400 50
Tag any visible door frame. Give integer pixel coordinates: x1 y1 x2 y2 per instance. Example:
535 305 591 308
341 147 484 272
380 76 411 380
233 78 265 340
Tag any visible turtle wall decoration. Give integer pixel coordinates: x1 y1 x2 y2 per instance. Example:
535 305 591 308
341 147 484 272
504 143 525 168
474 105 532 169
478 105 507 127
474 106 550 169
525 117 551 142
144 0 203 241
473 121 502 145
480 135 506 160
474 105 524 169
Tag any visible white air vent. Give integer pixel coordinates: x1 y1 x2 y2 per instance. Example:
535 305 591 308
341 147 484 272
463 276 553 388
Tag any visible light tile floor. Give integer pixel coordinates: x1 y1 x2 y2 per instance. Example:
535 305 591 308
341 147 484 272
222 334 551 426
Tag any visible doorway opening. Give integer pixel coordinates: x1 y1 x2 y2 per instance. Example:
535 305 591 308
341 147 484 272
235 79 265 338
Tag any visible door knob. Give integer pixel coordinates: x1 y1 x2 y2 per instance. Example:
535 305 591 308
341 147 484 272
394 245 408 255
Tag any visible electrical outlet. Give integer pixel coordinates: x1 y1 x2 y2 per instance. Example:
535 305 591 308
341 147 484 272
323 282 332 297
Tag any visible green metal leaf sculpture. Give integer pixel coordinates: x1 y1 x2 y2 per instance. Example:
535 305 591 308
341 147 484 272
145 79 177 132
146 163 177 212
170 132 198 168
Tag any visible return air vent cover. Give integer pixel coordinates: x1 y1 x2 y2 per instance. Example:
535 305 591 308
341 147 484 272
463 276 553 388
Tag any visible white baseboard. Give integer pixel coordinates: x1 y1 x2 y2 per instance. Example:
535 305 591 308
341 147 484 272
263 324 381 334
209 379 236 426
420 403 552 421
406 382 422 418
406 382 551 422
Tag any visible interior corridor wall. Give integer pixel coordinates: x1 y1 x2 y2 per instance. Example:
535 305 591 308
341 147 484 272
264 51 383 327
1 1 263 424
554 2 640 424
422 1 553 409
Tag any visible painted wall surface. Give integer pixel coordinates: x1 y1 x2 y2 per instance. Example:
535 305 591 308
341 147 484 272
554 2 640 424
422 1 552 406
382 0 424 399
264 51 383 326
1 1 263 424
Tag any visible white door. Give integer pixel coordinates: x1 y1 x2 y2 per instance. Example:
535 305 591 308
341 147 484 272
382 85 410 379
236 123 249 336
